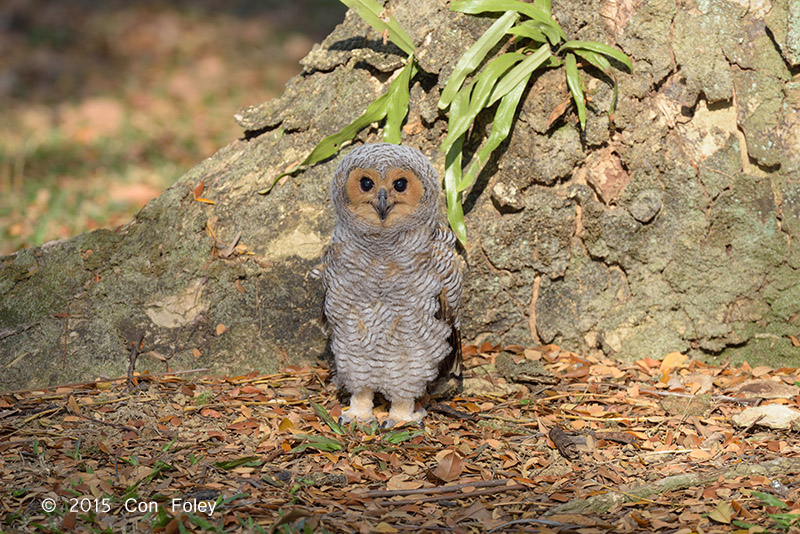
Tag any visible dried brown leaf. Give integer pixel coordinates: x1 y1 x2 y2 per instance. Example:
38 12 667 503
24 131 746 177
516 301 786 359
433 450 463 482
548 425 578 459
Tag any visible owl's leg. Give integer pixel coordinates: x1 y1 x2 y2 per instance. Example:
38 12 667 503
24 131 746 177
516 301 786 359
383 398 427 428
338 388 375 424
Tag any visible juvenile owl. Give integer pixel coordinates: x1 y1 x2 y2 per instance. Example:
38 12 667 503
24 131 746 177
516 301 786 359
322 143 462 427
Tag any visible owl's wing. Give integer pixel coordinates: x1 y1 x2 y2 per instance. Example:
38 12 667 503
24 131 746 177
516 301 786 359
428 225 463 398
320 243 337 334
438 289 462 370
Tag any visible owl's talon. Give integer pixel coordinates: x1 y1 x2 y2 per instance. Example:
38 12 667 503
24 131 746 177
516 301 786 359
381 418 397 430
338 413 376 426
337 388 375 426
381 416 425 430
385 400 427 428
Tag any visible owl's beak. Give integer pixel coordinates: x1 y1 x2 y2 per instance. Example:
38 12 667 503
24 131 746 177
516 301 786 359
374 188 391 221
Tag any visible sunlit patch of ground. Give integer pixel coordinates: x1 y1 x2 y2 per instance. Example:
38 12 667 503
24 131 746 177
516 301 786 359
0 0 345 255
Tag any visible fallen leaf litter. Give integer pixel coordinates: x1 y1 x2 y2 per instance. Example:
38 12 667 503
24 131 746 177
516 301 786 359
1 343 799 532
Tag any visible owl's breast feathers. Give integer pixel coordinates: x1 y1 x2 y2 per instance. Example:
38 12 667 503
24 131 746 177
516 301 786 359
321 223 462 397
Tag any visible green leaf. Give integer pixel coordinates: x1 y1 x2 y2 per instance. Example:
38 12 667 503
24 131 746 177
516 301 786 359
383 429 425 444
443 93 467 245
572 50 620 122
445 142 467 246
767 513 799 526
262 58 417 194
753 491 789 509
444 80 469 247
558 40 633 73
507 22 547 45
451 0 566 41
340 0 415 56
440 52 524 154
186 513 216 531
291 434 344 453
383 58 417 144
459 70 530 192
510 20 560 46
535 0 551 15
214 456 262 470
311 401 345 435
222 493 249 505
487 44 551 107
573 49 612 74
438 10 519 109
564 52 586 130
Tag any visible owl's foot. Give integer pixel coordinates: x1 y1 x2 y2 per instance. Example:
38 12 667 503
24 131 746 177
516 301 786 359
338 388 374 425
338 413 377 425
382 399 427 428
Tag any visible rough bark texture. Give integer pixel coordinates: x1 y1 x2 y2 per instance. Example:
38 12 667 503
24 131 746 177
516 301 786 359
2 0 799 391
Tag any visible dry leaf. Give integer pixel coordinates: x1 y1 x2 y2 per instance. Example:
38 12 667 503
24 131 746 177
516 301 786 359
146 351 167 362
402 121 424 135
732 404 800 429
708 501 733 524
733 379 799 399
689 448 712 460
278 417 295 431
386 474 423 491
433 450 463 482
549 425 578 459
67 395 81 415
660 352 688 372
62 512 77 530
547 99 570 127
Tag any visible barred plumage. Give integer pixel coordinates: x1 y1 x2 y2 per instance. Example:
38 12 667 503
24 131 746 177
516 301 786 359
321 143 462 426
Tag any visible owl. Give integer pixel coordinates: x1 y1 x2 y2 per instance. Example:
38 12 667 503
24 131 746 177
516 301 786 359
322 143 462 427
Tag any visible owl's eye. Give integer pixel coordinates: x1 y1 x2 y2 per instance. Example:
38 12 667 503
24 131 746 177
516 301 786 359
393 178 408 193
359 177 374 192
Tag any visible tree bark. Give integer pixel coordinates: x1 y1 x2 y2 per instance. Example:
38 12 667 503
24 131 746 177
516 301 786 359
1 0 799 391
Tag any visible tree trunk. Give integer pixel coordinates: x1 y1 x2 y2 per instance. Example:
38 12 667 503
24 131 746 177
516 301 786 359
2 0 799 391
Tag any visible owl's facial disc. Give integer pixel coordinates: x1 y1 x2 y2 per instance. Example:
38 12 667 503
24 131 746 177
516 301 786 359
345 167 424 227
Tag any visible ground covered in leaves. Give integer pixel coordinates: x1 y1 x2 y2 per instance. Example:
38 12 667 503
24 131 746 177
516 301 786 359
2 345 800 533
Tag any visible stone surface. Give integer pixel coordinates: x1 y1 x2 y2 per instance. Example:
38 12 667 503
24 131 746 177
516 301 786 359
2 0 799 391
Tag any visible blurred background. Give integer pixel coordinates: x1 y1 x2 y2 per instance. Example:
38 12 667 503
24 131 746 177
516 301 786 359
0 0 347 256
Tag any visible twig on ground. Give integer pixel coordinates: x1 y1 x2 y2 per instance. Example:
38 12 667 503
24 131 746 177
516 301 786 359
367 478 514 498
1 368 211 396
487 517 585 532
127 331 145 389
427 403 477 422
376 484 526 506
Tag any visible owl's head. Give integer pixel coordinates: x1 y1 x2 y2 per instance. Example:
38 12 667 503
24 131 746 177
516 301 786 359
331 143 439 233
